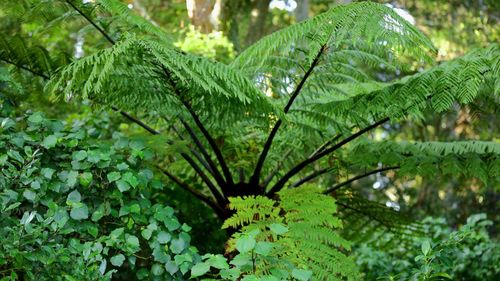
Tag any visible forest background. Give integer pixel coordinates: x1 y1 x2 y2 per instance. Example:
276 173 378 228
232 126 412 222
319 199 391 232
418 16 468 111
0 0 498 280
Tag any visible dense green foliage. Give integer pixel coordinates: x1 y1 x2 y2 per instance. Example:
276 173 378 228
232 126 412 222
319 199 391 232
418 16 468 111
0 113 199 280
0 0 498 280
355 214 500 280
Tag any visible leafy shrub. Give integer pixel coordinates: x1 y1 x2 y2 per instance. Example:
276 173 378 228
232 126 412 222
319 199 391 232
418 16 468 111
0 112 199 280
354 214 500 280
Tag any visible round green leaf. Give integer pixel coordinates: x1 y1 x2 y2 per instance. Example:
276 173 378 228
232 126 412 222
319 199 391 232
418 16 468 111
70 203 89 220
41 168 55 179
170 238 186 254
141 228 153 240
292 269 313 281
165 261 179 275
110 254 125 267
126 235 140 253
107 171 121 182
206 255 229 270
165 218 181 231
42 135 58 149
79 172 93 187
73 150 87 161
116 180 130 192
255 241 274 256
91 204 105 222
157 231 171 244
269 223 288 235
190 263 210 278
67 170 79 187
27 113 44 123
67 190 82 204
122 172 139 188
151 263 164 276
236 235 256 253
22 189 36 202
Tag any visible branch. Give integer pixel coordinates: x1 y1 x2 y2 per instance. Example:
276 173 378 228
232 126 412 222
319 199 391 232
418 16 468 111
179 117 228 191
157 166 226 218
311 118 390 164
249 44 327 186
160 65 234 188
168 122 216 175
113 107 160 135
261 149 293 188
268 117 390 195
168 119 215 175
290 166 335 188
182 99 234 186
250 44 326 185
182 154 227 206
64 0 115 45
163 122 227 203
308 134 342 158
323 166 400 194
0 57 50 79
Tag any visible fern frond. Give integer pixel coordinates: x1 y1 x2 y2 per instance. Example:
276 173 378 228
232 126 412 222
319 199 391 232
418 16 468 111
46 34 277 125
232 2 434 71
0 36 56 78
337 191 425 245
311 44 499 125
96 0 171 42
347 140 500 185
224 186 360 280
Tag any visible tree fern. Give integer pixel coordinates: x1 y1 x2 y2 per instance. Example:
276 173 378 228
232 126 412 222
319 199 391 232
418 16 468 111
1 0 499 251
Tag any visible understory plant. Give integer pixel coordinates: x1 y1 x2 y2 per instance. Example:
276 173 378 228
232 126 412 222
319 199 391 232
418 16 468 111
191 186 359 280
0 112 199 280
354 214 500 281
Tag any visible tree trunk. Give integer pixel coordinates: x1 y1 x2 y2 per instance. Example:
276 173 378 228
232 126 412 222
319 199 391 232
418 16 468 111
295 0 309 22
220 0 243 51
244 0 271 47
133 0 159 26
186 0 219 33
